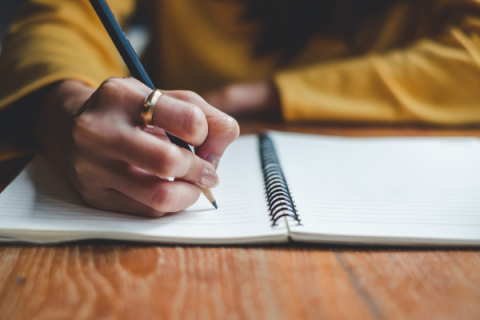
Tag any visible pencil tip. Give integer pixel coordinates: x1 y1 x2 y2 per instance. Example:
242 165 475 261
200 188 217 209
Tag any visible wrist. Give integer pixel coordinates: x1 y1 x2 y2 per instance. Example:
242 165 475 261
34 80 94 158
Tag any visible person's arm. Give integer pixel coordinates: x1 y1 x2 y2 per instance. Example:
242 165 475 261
274 31 480 124
0 0 133 111
0 0 134 159
206 5 480 125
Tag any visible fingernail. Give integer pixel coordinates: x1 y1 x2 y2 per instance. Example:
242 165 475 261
205 154 221 170
198 168 219 188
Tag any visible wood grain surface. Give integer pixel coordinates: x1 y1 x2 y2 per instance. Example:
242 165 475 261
0 122 479 320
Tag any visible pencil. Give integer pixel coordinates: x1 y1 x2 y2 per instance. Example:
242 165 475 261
89 0 217 209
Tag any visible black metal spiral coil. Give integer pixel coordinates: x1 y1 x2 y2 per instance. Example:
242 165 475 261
259 133 301 226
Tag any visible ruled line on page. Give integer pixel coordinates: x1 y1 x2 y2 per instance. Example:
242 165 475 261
311 219 480 226
270 132 480 240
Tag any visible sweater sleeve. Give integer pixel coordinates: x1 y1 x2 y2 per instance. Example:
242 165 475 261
274 5 480 125
0 0 134 110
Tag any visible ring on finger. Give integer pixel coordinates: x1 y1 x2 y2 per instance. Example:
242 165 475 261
141 89 164 128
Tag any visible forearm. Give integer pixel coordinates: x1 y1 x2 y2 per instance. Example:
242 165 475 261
274 31 480 124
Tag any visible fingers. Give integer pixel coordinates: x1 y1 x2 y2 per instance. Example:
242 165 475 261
149 89 239 171
70 77 238 218
78 77 237 177
196 113 239 170
83 188 192 218
122 129 219 188
78 161 201 217
170 91 240 170
96 78 209 146
78 125 219 188
84 188 166 217
94 78 239 167
151 93 208 146
104 78 238 167
153 91 239 170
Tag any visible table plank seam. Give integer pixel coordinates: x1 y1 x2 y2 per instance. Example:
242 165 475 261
335 252 385 320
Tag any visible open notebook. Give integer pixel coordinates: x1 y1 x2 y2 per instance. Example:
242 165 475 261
1 131 480 246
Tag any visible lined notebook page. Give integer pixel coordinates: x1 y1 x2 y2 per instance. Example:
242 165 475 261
0 135 287 244
271 132 480 245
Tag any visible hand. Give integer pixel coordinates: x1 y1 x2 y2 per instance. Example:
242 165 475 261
203 81 282 120
34 78 239 217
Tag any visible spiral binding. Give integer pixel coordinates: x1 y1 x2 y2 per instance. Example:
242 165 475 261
259 133 301 226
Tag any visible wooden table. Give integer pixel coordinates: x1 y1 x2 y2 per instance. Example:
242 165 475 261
1 122 479 320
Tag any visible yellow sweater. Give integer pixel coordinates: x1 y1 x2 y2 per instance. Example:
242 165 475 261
1 0 480 159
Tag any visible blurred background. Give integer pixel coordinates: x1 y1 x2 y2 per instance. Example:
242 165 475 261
0 0 26 52
0 0 149 57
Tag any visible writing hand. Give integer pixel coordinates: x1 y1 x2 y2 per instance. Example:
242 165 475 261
34 78 239 216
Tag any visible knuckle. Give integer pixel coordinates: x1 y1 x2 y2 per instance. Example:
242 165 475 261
101 77 123 89
72 114 95 147
73 113 123 150
157 145 181 177
149 184 176 212
71 155 94 187
179 90 202 102
181 104 207 143
98 78 125 100
219 115 240 141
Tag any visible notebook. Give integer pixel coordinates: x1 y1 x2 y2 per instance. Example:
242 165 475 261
1 131 480 246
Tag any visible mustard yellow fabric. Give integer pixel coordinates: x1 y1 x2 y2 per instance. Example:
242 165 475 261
1 0 480 160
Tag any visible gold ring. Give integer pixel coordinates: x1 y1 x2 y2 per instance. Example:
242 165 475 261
141 89 163 127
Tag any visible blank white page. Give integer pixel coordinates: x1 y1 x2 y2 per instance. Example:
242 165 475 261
271 131 480 246
0 135 287 244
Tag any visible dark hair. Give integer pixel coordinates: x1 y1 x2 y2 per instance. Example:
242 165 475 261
237 0 404 61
